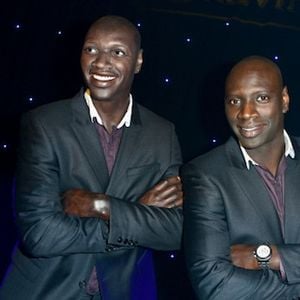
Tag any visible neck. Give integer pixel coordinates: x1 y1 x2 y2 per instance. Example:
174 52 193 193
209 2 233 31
247 137 285 176
93 98 129 133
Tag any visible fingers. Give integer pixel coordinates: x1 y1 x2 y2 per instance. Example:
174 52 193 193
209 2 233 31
156 176 182 192
159 191 183 208
155 176 181 191
151 176 183 208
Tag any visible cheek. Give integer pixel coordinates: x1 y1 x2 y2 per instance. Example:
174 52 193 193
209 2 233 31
80 56 90 71
225 108 237 122
258 106 280 121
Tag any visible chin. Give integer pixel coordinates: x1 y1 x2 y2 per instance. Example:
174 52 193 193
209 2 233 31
240 139 262 150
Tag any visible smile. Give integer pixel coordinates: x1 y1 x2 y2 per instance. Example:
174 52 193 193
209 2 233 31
92 74 116 81
239 125 265 138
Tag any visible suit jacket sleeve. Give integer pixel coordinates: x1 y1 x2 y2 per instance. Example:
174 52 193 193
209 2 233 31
107 124 183 251
182 161 300 300
277 158 300 285
16 112 109 258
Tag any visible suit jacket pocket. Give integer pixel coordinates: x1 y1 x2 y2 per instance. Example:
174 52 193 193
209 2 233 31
127 163 160 177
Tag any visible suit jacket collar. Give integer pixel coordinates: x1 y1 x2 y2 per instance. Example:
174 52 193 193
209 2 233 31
106 102 143 194
70 90 109 190
224 137 283 240
225 135 300 168
69 89 143 192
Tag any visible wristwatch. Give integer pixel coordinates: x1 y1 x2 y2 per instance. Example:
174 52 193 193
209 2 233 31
254 244 272 268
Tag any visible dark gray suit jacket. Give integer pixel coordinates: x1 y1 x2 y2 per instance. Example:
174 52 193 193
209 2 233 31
0 90 182 300
182 136 300 300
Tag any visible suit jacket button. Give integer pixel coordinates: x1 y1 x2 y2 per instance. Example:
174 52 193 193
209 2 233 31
117 237 123 243
79 280 87 289
106 245 114 252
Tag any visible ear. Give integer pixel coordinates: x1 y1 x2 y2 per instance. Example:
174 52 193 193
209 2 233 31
282 86 290 114
134 49 143 74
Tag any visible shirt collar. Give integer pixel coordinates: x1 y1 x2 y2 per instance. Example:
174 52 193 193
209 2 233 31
84 89 133 128
240 130 295 170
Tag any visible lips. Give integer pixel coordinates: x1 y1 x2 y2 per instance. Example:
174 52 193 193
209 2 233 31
238 124 265 138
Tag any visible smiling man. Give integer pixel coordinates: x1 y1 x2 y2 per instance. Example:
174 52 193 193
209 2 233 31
0 16 183 300
182 56 300 299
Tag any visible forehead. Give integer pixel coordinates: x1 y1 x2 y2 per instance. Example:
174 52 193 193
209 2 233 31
85 22 137 46
225 60 281 93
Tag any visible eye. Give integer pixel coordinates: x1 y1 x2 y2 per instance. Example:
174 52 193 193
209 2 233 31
226 98 241 106
111 49 127 57
257 95 269 103
83 46 98 55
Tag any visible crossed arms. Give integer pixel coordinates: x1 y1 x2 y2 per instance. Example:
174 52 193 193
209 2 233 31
182 160 300 300
63 176 183 221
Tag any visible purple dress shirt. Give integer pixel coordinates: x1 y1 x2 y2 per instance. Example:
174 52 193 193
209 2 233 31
86 124 123 296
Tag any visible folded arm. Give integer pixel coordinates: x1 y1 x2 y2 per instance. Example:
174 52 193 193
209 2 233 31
182 162 300 300
62 176 183 250
16 113 109 257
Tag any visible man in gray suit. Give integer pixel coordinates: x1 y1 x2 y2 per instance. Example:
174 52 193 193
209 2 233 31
183 56 300 299
0 15 182 300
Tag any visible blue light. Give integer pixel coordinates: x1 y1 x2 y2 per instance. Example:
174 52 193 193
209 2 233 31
225 22 230 26
274 56 279 60
137 23 141 28
29 97 33 102
164 78 170 83
57 30 62 35
186 37 191 43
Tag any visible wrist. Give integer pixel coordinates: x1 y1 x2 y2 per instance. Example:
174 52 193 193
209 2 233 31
93 195 110 221
253 244 272 270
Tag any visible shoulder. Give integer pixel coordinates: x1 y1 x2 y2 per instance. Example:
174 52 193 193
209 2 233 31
182 137 240 175
291 136 300 147
22 91 84 125
290 136 300 158
134 102 175 131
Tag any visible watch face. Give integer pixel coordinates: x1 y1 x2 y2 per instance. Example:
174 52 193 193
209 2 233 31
257 245 271 259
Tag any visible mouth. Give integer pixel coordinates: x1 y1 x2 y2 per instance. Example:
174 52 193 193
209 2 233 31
238 124 265 138
92 74 116 82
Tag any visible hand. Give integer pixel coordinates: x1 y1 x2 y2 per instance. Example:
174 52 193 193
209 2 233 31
230 244 258 270
139 176 183 208
62 189 110 221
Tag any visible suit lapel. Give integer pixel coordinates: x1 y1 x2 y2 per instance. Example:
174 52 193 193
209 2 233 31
70 92 109 190
107 103 142 194
226 138 283 240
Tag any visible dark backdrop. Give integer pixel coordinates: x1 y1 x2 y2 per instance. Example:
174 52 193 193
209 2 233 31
1 1 300 299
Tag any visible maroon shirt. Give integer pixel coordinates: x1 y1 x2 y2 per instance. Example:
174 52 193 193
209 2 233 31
254 156 287 234
86 123 124 295
95 123 123 175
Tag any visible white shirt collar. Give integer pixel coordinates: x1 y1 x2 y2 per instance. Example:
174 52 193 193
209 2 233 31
240 130 295 170
84 89 133 128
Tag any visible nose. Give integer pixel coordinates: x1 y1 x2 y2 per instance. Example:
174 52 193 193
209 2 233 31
237 100 257 120
92 51 111 67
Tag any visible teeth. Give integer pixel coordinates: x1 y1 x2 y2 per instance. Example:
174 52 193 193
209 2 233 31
92 74 115 81
242 127 256 131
